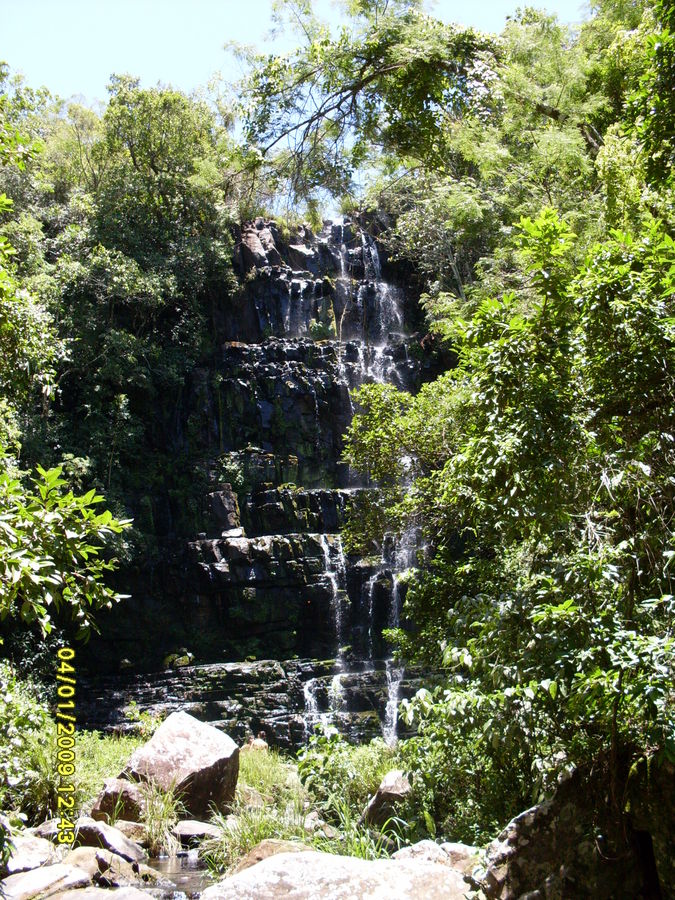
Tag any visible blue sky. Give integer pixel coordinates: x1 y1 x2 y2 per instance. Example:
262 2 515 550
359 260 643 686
2 0 590 104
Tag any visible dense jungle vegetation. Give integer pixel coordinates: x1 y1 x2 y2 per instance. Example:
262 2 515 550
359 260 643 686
1 0 673 871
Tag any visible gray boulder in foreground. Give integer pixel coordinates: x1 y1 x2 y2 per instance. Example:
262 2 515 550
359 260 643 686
200 850 468 900
122 711 239 818
3 833 58 875
1 863 91 900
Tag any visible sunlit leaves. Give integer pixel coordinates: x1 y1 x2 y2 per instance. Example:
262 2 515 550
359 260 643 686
0 457 130 638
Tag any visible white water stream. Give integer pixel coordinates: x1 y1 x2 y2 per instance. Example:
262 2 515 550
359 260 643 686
302 220 416 743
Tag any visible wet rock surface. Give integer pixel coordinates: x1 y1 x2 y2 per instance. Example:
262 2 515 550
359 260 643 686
79 659 424 751
83 217 432 748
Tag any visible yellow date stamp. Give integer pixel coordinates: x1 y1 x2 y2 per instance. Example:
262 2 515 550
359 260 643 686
55 647 77 845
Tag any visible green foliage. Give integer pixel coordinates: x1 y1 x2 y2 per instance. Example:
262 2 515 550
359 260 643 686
122 700 163 739
74 729 143 808
298 727 395 815
201 800 306 874
201 752 308 874
313 794 400 859
345 206 675 837
0 662 57 822
0 460 130 637
308 318 336 340
629 0 675 184
237 4 496 200
239 745 304 808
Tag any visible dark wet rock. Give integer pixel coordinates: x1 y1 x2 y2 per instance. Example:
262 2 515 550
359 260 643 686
79 659 424 752
123 711 239 818
208 485 241 533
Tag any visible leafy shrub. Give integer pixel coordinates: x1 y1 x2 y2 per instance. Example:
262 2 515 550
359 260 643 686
398 688 529 845
308 318 335 340
298 728 396 817
0 662 58 823
123 700 163 739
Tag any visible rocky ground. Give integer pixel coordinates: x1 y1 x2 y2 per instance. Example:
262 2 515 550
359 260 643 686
1 712 482 900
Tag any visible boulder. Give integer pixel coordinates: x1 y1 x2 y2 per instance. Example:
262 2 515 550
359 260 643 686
361 769 411 826
172 820 222 846
302 811 324 834
208 486 240 533
393 840 455 866
3 833 58 875
238 786 264 810
257 226 283 267
288 243 318 273
33 822 59 842
1 863 91 900
439 841 482 875
90 779 145 824
232 839 311 874
479 766 648 899
624 755 675 892
62 848 159 888
393 840 481 876
239 229 269 270
70 818 145 864
122 711 239 818
202 850 468 899
109 822 147 847
50 888 149 900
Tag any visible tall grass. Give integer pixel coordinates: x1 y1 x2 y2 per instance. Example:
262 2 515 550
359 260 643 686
140 779 186 856
76 730 144 809
238 746 306 807
201 799 307 873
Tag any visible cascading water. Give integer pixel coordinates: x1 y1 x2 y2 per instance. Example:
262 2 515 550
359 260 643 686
83 215 423 750
302 221 417 742
304 534 349 734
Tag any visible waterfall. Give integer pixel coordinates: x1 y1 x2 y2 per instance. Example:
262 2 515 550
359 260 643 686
363 572 380 660
304 535 349 733
361 231 382 281
383 659 404 745
381 524 418 744
319 534 347 655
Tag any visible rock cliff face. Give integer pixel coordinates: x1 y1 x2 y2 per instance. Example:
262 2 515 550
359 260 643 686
83 216 431 747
